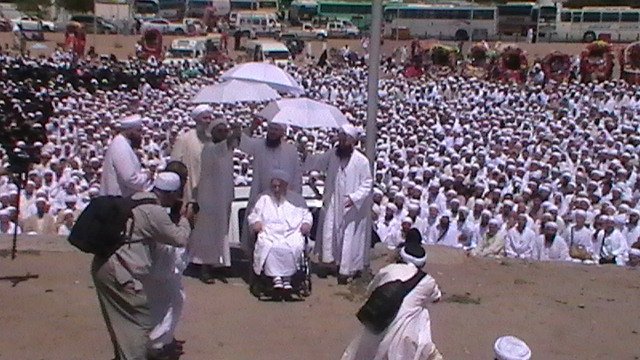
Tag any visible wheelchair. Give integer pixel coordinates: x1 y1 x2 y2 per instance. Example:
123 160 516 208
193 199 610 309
249 235 312 301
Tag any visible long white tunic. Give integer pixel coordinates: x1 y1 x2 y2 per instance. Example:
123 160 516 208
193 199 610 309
596 229 629 265
171 129 206 202
100 134 149 197
341 263 442 360
189 141 235 266
533 235 570 261
305 148 373 276
248 191 312 276
505 226 537 259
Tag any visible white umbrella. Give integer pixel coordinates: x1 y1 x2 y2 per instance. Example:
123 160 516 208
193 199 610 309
257 98 348 129
220 62 305 95
31 43 48 50
191 80 281 104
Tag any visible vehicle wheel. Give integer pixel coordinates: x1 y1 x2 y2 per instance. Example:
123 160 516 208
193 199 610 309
455 29 469 41
583 31 596 43
175 28 184 35
242 30 250 38
44 26 54 32
316 34 325 40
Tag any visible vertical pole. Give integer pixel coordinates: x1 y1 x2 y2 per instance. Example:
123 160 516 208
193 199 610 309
364 0 382 266
395 7 399 42
93 0 98 47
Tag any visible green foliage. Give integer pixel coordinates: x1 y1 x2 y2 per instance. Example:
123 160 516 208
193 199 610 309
57 0 94 13
15 0 51 16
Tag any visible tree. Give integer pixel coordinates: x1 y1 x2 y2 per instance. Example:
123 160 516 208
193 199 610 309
56 0 94 13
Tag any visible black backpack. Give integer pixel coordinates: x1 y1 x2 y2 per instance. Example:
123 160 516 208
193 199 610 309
356 269 427 334
68 196 157 257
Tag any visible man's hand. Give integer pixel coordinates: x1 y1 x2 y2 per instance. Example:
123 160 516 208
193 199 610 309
300 223 311 236
344 196 354 208
252 221 264 233
183 204 197 225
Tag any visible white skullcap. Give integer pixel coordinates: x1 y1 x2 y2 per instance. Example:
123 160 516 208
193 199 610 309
386 203 398 212
210 116 227 129
402 217 413 225
191 104 213 121
341 123 363 140
270 168 290 183
154 172 181 192
494 336 531 360
119 115 143 130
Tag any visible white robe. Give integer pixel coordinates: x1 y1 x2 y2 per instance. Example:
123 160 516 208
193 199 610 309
341 263 442 360
305 148 373 276
248 191 312 276
533 235 570 261
597 229 629 266
505 226 537 259
171 129 206 202
99 134 149 197
189 141 234 267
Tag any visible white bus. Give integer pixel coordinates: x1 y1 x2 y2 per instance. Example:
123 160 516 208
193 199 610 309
554 6 640 43
383 3 497 41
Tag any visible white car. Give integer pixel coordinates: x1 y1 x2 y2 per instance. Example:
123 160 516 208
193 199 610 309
140 18 203 35
11 16 55 32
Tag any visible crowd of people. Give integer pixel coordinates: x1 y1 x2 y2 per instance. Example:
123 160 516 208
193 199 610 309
2 39 639 359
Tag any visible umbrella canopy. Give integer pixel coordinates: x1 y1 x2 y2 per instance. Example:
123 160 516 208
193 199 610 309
220 62 304 95
257 98 348 129
191 80 281 104
31 43 48 50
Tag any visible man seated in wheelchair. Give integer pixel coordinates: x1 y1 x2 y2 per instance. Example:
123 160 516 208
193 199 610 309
248 169 312 291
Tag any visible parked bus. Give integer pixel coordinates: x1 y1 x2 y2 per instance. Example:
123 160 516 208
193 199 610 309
496 2 538 36
383 3 497 41
228 0 279 11
135 0 160 16
186 0 231 17
554 6 640 42
289 0 318 25
317 1 373 30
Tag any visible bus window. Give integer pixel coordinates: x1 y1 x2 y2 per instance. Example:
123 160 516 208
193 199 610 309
621 12 639 22
497 5 532 16
561 11 572 22
473 10 494 20
572 13 582 23
601 12 619 22
451 9 471 20
582 12 600 23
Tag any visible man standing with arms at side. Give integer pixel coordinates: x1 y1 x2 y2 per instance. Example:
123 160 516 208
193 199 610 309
170 105 213 203
92 172 193 360
100 115 151 197
304 124 373 284
189 117 240 283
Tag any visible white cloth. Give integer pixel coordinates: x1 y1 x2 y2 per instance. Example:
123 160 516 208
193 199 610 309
533 235 570 261
305 148 373 276
170 129 206 202
100 134 149 197
505 226 537 259
341 263 442 360
189 141 234 266
597 229 628 265
248 191 312 276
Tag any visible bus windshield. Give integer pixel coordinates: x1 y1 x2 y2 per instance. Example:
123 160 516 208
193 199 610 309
266 50 290 60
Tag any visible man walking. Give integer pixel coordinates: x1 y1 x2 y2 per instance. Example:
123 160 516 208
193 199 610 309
92 172 192 360
304 124 373 284
100 115 150 197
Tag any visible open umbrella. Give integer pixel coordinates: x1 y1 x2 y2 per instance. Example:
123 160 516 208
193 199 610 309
257 98 347 129
191 80 281 104
220 62 304 95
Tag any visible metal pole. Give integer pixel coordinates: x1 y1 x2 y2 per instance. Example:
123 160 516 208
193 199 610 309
364 0 382 265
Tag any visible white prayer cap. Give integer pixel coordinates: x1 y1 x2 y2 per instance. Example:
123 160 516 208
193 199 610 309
191 104 214 121
488 219 500 226
544 222 558 230
0 209 10 217
386 203 398 212
270 168 290 184
573 210 586 219
119 114 143 130
210 116 227 129
341 123 363 140
35 197 48 204
402 217 413 225
494 335 531 360
154 172 181 192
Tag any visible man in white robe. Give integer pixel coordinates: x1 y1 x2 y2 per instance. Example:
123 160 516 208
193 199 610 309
100 115 150 197
170 105 213 202
248 170 312 290
189 117 239 283
505 213 537 259
304 124 373 284
240 120 303 250
341 235 443 360
532 222 570 261
596 216 629 266
563 210 597 262
427 214 459 247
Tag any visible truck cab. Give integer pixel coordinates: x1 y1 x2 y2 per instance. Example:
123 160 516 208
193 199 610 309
245 39 292 66
326 20 360 38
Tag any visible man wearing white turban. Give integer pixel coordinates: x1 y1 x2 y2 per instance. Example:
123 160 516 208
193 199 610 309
304 123 373 284
170 105 213 202
189 117 240 283
100 115 150 197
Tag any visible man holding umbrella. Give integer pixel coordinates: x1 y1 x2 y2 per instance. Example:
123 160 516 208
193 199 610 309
304 124 373 284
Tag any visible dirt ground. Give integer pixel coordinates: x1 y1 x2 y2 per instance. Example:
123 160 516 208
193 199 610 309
0 32 614 61
0 238 639 360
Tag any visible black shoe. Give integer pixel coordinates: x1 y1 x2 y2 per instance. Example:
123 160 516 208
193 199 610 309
337 275 349 285
199 266 215 285
316 266 329 279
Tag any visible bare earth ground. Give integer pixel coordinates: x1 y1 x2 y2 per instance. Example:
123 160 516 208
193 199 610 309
0 32 610 61
0 236 639 360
